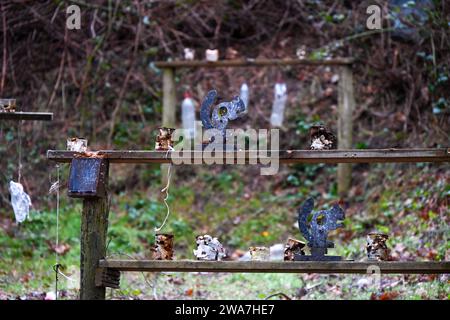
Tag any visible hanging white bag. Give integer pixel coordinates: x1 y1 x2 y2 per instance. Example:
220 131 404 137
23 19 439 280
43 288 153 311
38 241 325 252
181 92 196 139
270 82 287 127
9 181 32 223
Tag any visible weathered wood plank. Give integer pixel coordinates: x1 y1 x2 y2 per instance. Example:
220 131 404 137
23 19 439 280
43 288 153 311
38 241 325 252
161 67 177 185
80 161 110 300
0 112 53 121
47 148 450 164
154 58 354 69
99 260 450 274
337 65 355 196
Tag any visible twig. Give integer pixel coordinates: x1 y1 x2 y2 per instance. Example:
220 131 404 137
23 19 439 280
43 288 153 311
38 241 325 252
107 0 142 147
264 292 292 300
47 27 68 108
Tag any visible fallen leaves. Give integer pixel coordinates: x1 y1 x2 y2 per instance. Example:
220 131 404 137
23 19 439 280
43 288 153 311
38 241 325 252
370 291 400 300
416 248 439 261
185 288 194 297
46 241 71 255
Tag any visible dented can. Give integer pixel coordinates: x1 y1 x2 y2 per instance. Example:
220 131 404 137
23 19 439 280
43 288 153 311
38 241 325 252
249 246 270 261
366 233 390 261
155 127 175 151
152 233 174 260
67 137 88 153
193 234 226 261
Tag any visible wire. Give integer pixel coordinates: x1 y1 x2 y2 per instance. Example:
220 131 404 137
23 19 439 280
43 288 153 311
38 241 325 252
154 148 173 232
17 120 22 183
50 164 62 300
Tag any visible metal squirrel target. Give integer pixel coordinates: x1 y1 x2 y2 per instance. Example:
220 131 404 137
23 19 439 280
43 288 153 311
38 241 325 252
295 197 345 261
200 89 246 143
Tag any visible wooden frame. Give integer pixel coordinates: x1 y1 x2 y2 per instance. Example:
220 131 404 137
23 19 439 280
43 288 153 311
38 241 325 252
47 148 450 164
99 260 450 274
0 112 53 121
154 58 355 195
154 58 354 69
47 147 450 299
46 57 449 299
47 148 450 300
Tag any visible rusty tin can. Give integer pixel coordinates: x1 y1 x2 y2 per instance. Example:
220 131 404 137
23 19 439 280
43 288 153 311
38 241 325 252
0 99 16 112
366 233 390 261
284 238 306 261
152 233 174 260
155 127 175 151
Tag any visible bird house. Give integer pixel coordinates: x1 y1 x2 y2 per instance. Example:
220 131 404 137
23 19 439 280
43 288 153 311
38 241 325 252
68 158 108 198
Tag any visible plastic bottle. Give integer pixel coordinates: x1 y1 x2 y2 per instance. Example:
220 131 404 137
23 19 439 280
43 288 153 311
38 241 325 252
240 83 249 112
181 92 196 139
270 82 287 127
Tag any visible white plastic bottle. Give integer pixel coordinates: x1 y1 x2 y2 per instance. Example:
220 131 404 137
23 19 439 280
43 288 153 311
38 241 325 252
181 92 196 139
270 82 287 127
240 82 249 112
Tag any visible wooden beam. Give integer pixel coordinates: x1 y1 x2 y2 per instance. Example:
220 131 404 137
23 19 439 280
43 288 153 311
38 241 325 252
337 65 355 197
162 68 176 128
80 161 110 300
161 67 177 185
154 58 354 69
47 148 450 164
0 112 53 121
99 260 450 274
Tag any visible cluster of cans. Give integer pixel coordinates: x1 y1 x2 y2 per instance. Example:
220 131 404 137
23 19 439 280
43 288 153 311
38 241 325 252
151 233 391 261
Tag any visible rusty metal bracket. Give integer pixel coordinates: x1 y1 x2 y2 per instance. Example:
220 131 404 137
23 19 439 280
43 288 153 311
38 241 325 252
295 197 345 261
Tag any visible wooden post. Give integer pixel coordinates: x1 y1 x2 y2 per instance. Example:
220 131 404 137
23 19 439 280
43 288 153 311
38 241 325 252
80 161 110 300
161 68 176 184
162 67 176 128
337 66 355 197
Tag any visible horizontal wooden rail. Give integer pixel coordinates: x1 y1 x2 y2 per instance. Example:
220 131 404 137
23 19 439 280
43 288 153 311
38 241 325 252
47 148 450 164
154 58 354 69
0 112 53 121
99 260 450 274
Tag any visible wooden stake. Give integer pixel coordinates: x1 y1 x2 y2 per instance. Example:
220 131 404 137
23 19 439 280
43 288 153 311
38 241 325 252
161 68 176 185
80 161 110 300
337 66 355 197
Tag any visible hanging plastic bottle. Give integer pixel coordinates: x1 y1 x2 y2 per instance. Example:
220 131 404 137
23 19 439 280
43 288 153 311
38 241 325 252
270 82 287 127
181 91 196 139
240 82 249 113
